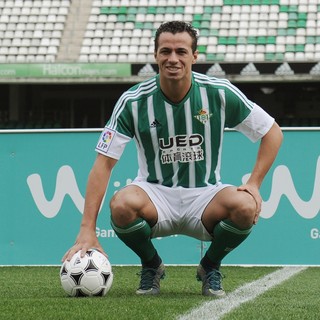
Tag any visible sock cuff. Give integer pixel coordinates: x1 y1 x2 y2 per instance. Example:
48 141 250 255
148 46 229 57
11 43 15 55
219 220 253 235
110 217 148 234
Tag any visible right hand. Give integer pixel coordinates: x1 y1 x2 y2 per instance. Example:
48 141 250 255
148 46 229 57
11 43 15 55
61 226 107 262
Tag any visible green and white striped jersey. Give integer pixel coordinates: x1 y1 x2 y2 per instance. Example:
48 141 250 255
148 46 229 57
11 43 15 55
96 72 274 188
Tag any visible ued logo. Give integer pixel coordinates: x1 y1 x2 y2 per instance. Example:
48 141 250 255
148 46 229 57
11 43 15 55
159 134 203 149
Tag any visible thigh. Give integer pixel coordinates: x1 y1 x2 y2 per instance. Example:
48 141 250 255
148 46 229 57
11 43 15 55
181 183 231 240
129 181 182 238
110 185 158 227
202 186 256 232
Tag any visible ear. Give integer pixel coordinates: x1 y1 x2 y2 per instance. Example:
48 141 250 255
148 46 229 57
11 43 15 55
192 50 199 64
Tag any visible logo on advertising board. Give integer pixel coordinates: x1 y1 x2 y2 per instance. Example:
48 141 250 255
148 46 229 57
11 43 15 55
4 130 320 265
95 128 116 155
27 157 320 221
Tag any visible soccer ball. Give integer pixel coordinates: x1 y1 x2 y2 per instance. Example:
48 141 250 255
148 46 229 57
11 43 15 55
60 249 113 297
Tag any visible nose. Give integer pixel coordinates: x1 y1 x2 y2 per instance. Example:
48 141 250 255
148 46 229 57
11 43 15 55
167 52 178 63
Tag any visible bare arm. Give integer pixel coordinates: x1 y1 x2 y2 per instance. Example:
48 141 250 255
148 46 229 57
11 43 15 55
62 153 117 261
238 122 283 221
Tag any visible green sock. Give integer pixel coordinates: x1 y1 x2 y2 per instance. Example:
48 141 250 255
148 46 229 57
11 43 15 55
204 219 253 267
110 217 157 264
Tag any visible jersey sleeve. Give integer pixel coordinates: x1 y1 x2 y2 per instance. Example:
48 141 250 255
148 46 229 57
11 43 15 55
233 103 275 142
95 127 132 159
95 91 135 159
222 80 274 142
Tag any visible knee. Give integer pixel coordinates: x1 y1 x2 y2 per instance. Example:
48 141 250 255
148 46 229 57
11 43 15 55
110 192 125 214
110 192 135 227
230 194 256 229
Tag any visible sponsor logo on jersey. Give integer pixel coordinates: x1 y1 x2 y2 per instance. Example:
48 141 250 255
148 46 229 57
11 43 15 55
96 128 116 154
159 134 204 164
194 109 213 124
150 119 161 128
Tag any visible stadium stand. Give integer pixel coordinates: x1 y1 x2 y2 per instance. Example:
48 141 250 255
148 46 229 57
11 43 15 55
0 0 320 129
0 0 71 63
0 0 319 63
82 0 320 63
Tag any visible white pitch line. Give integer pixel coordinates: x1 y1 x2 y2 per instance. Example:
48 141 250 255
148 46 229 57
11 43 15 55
178 266 307 320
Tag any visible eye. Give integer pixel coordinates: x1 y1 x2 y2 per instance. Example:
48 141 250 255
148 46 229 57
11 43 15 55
160 49 171 55
175 48 189 55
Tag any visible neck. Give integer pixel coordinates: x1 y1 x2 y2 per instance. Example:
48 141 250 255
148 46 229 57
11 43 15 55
159 77 192 104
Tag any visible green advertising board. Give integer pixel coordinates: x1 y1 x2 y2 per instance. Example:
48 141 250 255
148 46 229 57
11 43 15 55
0 63 131 78
0 129 319 266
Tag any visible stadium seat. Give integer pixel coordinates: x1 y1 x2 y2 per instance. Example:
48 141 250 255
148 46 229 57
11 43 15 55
1 0 319 64
0 0 71 63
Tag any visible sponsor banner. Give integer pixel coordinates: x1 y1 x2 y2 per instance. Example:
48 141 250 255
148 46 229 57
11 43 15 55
131 62 320 78
1 62 319 81
0 63 131 78
0 129 319 266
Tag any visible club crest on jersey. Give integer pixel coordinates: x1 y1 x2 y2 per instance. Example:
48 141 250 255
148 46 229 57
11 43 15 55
194 109 212 124
96 128 116 154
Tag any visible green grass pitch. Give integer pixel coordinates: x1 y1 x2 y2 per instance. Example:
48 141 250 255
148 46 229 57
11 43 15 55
0 266 318 320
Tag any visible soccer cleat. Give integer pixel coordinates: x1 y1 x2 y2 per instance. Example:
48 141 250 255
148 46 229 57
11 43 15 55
136 263 165 295
196 264 226 297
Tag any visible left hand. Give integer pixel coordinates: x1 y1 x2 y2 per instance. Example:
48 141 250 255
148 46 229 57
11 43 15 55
237 184 262 224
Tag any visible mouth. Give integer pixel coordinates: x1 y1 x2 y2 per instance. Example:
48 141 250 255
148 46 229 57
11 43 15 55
165 66 180 73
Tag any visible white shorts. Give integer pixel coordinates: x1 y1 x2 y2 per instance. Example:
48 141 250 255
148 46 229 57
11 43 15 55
130 180 231 241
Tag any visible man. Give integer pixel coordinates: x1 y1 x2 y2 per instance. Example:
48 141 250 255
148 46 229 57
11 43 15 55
63 21 283 297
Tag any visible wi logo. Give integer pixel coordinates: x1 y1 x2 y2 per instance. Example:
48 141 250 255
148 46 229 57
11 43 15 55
243 156 320 219
26 165 85 218
27 158 320 219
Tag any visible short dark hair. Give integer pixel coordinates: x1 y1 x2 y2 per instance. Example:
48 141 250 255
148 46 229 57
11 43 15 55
154 21 198 53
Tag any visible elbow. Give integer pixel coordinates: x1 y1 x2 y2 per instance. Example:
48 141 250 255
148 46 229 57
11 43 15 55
263 122 283 149
274 122 284 146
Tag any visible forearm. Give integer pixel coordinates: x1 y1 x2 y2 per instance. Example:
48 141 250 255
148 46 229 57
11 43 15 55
80 155 117 231
247 122 283 188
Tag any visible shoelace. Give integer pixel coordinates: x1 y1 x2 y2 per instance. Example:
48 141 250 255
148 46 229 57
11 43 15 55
137 268 158 290
206 270 224 290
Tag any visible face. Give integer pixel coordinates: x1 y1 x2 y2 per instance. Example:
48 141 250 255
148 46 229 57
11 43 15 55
154 32 198 82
